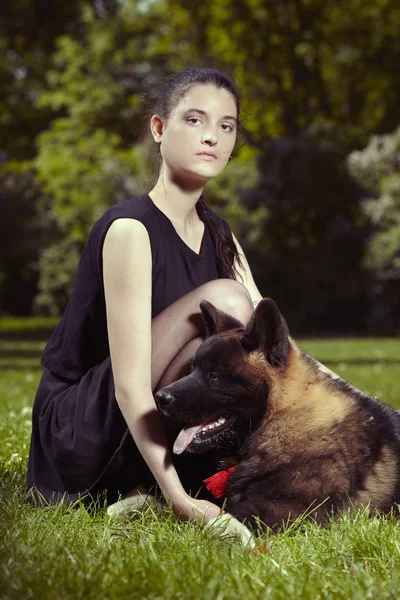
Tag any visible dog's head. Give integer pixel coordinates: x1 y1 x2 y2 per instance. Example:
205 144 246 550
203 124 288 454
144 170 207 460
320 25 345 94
155 298 290 456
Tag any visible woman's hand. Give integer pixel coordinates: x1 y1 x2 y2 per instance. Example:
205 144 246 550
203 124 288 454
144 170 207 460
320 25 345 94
172 492 221 523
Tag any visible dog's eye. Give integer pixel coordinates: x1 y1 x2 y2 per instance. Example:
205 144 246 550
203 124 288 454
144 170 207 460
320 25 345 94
208 372 220 382
189 363 195 373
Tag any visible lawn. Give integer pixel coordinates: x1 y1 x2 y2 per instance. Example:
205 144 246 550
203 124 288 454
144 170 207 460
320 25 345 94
0 323 399 600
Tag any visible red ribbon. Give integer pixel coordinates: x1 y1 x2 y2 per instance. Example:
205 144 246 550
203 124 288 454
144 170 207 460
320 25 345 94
203 466 236 499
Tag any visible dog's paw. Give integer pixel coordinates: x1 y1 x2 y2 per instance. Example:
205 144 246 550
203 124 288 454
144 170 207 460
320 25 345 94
205 513 256 548
107 485 162 518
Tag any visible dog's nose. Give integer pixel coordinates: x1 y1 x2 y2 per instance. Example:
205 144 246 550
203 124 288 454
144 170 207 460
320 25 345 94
155 389 175 407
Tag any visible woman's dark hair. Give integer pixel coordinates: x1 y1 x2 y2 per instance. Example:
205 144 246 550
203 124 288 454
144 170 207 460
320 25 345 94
147 67 244 280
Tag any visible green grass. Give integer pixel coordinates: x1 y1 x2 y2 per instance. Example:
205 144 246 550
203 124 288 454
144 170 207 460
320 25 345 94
0 328 399 599
298 338 400 409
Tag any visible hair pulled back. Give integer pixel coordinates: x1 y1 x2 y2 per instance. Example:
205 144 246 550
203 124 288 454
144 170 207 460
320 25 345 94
149 67 243 280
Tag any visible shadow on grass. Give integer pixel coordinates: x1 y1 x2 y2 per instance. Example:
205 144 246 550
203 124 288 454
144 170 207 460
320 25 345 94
1 357 399 371
323 359 400 366
0 365 43 371
0 329 55 342
0 349 44 358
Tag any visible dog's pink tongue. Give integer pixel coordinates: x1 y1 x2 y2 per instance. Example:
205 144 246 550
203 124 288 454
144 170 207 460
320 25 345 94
173 424 204 455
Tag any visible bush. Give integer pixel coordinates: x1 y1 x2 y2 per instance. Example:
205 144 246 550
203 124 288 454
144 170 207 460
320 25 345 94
347 127 400 332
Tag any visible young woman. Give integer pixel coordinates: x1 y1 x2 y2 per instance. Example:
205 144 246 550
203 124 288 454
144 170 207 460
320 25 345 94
27 67 263 523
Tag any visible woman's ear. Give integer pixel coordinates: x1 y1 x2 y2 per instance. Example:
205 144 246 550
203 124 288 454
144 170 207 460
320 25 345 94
200 300 244 337
150 114 164 143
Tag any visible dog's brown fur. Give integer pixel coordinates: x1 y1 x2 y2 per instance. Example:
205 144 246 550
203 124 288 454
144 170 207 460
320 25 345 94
156 299 400 531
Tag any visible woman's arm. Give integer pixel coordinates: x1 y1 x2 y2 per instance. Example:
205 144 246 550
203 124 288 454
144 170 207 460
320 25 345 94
103 218 220 521
231 232 263 307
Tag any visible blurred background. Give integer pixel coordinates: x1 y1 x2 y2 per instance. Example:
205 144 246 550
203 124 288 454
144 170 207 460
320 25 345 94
1 0 399 336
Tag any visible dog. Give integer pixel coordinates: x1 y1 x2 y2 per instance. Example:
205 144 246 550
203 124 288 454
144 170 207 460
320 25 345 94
153 298 400 533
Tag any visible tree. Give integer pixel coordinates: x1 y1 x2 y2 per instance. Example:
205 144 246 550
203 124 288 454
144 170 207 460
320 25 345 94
32 2 178 312
3 0 400 328
348 127 400 332
0 0 88 314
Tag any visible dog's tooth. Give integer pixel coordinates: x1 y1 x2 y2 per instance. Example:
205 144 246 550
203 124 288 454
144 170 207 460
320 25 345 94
201 420 224 432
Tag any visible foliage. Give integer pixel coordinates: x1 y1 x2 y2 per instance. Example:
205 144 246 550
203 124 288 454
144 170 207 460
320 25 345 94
347 127 400 331
348 126 400 279
206 145 267 240
34 237 83 316
169 0 400 143
0 165 42 315
234 134 369 333
34 1 177 236
0 0 88 314
29 2 176 312
1 0 400 328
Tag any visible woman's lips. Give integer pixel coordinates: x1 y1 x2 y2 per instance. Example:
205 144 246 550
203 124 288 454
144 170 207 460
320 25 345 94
197 152 217 159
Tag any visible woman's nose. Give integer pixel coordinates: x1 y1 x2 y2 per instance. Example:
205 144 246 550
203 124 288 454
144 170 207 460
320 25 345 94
202 129 218 145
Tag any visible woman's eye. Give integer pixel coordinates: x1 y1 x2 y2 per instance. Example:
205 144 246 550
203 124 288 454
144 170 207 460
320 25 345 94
187 117 201 125
221 123 234 132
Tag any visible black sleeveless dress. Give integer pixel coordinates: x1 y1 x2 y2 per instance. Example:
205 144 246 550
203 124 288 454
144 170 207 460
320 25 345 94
26 194 232 504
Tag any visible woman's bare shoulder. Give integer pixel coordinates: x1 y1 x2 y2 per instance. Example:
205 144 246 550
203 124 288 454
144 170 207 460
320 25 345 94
103 218 151 257
105 217 149 238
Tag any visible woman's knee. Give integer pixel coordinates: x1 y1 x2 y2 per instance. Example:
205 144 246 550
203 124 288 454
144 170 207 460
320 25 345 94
197 279 253 325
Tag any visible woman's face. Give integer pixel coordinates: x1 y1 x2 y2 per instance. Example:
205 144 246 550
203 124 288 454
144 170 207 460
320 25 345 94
153 83 238 183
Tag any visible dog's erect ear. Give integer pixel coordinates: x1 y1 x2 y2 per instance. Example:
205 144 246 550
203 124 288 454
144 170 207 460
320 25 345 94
200 300 244 337
241 299 290 368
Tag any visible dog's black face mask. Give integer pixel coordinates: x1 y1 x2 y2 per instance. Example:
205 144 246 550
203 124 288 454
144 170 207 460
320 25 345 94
155 299 290 456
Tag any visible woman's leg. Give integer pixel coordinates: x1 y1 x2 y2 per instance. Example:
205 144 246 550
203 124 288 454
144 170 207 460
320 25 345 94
155 337 202 391
27 279 253 503
151 279 253 391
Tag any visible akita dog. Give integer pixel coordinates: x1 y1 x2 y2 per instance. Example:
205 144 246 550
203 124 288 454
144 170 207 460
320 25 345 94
153 298 400 532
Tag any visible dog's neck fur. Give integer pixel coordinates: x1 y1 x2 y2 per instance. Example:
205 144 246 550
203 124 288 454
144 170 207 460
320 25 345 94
272 340 372 412
240 341 374 462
